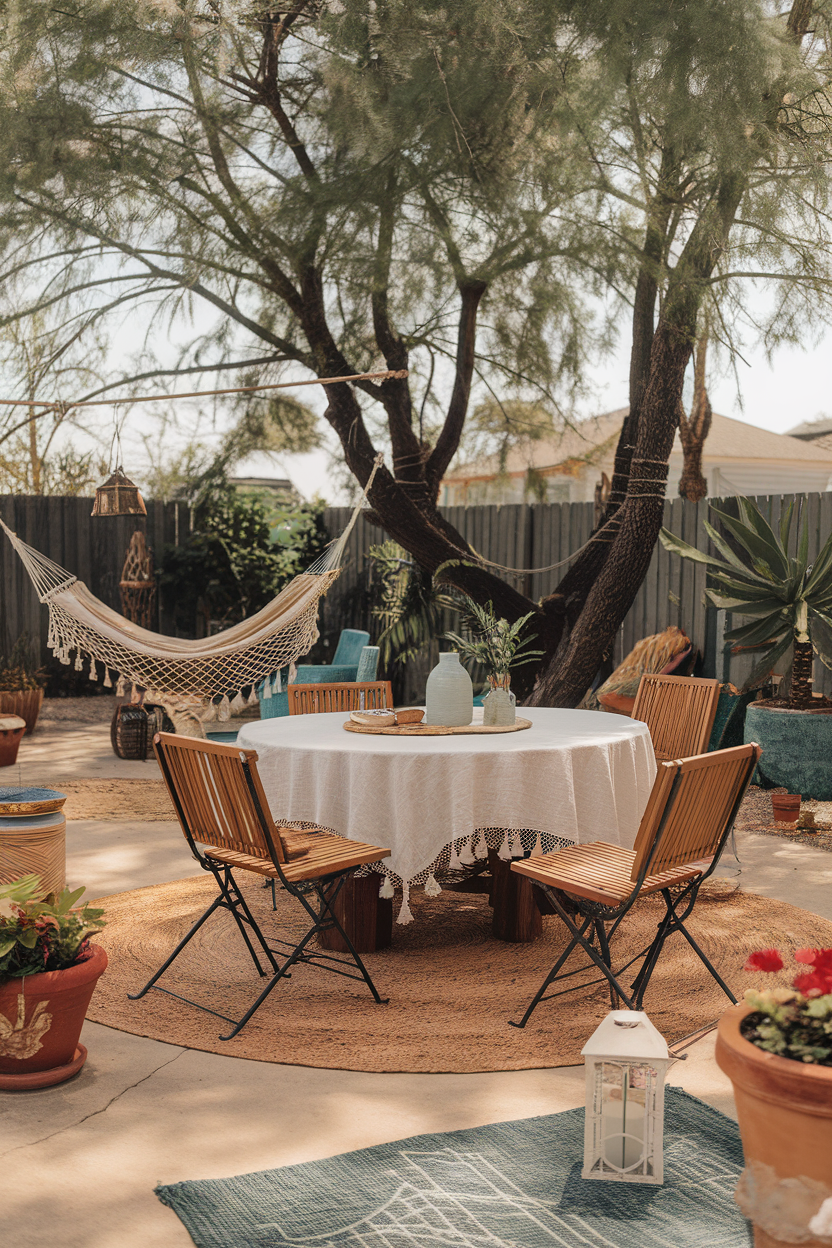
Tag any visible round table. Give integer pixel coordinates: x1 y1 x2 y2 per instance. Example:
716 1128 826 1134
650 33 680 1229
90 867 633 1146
237 708 656 922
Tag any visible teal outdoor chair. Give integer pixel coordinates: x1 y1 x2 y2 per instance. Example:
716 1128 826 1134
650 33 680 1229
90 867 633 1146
258 631 379 718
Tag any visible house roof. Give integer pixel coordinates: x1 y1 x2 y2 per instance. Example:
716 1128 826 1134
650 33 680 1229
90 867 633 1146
444 408 832 482
787 417 832 440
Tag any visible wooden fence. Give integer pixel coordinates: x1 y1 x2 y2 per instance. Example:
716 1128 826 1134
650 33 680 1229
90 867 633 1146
2 490 831 694
0 495 192 661
322 492 832 695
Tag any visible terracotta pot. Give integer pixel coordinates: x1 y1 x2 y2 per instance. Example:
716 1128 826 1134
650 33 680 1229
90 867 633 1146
0 688 44 735
771 793 801 822
0 716 26 767
0 942 107 1089
716 1003 832 1247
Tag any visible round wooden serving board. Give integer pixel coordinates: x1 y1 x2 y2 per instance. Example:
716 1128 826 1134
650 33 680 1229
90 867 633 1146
343 717 532 737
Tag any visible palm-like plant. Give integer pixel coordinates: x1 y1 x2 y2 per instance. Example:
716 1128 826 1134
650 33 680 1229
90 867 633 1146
659 498 832 709
445 599 543 686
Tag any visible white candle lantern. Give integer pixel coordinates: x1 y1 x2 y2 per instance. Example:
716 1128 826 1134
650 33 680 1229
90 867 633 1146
581 1010 671 1185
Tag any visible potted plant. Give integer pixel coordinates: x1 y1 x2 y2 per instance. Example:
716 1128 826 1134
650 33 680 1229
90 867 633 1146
660 497 832 797
445 600 543 725
0 634 47 734
716 948 832 1248
0 874 107 1090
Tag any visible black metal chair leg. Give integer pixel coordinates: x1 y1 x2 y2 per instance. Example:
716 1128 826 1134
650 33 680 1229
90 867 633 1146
509 913 594 1028
218 922 326 1041
213 867 278 976
594 919 619 1010
673 915 738 1004
539 889 636 1010
314 885 388 1005
128 893 226 999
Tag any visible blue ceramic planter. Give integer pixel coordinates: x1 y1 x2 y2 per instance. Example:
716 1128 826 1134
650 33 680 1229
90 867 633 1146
744 702 832 799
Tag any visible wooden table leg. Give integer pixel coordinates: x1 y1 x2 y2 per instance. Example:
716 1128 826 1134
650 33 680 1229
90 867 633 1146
318 876 393 953
490 856 543 942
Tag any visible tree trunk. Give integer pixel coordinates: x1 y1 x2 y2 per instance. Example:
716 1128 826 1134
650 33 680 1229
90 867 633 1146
790 639 815 707
678 322 712 502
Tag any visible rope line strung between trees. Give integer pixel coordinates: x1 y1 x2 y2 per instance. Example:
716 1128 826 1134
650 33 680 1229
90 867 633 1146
0 369 409 410
460 455 669 577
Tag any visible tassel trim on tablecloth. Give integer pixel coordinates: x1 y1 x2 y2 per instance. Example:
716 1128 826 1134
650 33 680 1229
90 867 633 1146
363 827 574 923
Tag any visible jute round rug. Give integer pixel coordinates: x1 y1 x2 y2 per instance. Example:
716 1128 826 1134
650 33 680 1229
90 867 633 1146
86 873 832 1073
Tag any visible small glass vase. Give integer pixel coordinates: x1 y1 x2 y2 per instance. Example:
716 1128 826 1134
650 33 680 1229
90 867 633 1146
482 675 516 726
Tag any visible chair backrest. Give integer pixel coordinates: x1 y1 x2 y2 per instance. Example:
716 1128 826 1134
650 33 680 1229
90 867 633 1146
287 680 392 715
153 732 283 863
331 629 371 667
630 743 761 883
631 673 721 761
356 645 380 682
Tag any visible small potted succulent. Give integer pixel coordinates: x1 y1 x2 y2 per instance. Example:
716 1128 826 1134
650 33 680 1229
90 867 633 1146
445 600 543 726
0 634 47 734
0 874 107 1090
716 947 832 1247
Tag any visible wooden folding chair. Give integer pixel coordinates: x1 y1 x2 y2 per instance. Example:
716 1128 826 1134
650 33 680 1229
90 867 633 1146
287 680 393 715
129 733 391 1039
508 743 761 1026
631 673 721 761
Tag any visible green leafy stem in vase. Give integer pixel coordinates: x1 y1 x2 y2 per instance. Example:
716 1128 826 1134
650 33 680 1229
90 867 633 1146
445 599 544 687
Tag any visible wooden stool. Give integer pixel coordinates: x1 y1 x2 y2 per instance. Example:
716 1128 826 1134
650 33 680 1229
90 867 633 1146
490 854 543 942
318 876 393 953
0 811 66 896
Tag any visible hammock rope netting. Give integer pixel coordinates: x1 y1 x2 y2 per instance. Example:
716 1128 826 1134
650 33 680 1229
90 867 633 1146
0 463 378 720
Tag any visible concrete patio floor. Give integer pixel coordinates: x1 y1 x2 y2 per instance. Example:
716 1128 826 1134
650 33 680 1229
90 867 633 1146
4 716 832 1247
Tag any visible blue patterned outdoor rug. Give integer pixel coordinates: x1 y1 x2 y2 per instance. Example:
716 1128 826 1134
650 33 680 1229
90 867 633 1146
156 1088 750 1247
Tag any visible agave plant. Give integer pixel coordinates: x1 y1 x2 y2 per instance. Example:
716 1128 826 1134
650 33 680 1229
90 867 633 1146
659 497 832 709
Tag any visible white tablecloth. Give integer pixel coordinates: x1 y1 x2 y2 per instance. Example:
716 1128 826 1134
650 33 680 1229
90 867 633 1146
237 708 656 916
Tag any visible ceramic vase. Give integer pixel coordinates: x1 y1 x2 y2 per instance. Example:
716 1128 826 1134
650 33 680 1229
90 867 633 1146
483 676 516 726
424 652 473 727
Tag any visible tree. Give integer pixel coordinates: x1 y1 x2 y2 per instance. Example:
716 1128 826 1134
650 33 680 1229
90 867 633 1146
677 316 713 503
0 1 830 705
0 308 107 493
526 0 832 704
0 0 606 646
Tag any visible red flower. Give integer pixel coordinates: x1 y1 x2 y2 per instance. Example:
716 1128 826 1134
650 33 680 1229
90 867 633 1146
795 948 819 964
793 969 832 997
744 949 784 973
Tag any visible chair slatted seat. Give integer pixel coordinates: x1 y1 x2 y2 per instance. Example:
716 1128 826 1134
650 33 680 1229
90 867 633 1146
287 680 392 715
509 743 761 1025
631 673 721 761
128 733 391 1040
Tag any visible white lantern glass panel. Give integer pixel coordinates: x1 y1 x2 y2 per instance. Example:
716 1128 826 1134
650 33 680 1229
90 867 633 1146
581 1011 670 1186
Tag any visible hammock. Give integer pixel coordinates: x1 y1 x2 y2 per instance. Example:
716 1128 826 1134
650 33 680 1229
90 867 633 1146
0 470 376 713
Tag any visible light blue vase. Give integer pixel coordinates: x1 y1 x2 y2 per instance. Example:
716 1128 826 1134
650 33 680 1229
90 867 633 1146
425 652 473 727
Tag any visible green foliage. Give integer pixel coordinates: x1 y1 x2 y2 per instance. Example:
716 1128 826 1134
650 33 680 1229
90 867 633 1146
0 875 106 982
743 989 832 1064
368 541 458 669
0 633 47 692
659 497 832 695
445 599 544 679
158 487 328 635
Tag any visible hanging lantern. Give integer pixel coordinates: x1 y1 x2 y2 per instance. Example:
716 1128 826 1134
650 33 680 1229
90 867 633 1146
581 1010 671 1186
91 467 147 518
